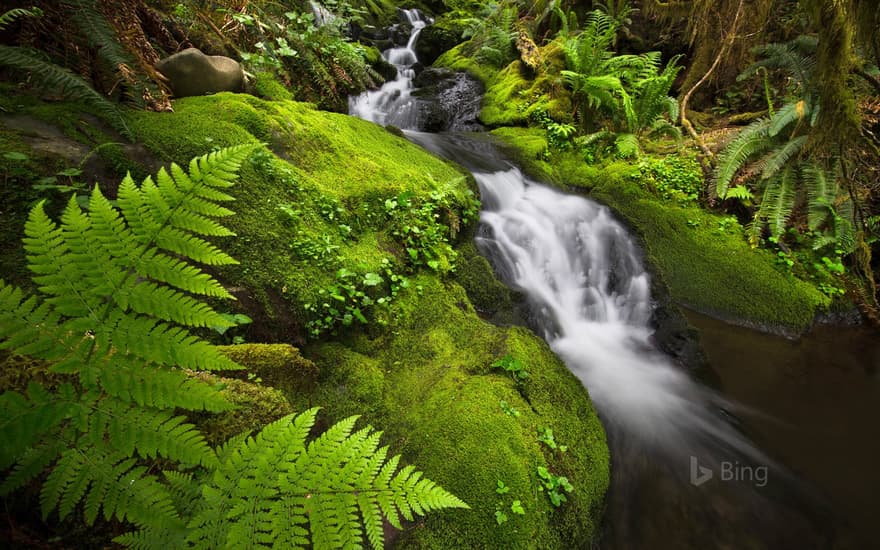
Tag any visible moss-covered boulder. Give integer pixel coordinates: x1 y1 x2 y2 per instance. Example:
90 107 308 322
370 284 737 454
434 42 573 127
297 276 609 548
218 343 319 393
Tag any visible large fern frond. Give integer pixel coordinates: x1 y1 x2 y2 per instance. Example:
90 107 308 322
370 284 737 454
755 134 807 179
187 409 468 550
0 45 132 140
714 119 772 197
0 7 41 31
756 165 798 238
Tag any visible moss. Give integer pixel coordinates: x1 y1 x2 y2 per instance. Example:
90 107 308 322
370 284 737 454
125 93 471 341
251 71 294 102
293 276 609 548
217 343 319 393
188 372 293 446
453 240 515 316
435 42 572 128
491 127 829 332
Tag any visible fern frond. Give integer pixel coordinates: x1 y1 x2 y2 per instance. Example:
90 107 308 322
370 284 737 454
90 399 217 468
713 119 772 196
191 410 468 550
41 445 184 533
614 133 640 158
724 185 755 201
0 383 78 472
755 134 807 179
768 100 809 137
0 45 132 140
0 7 41 31
756 166 797 238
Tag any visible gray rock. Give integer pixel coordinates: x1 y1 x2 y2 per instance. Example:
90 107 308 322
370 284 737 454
156 48 244 98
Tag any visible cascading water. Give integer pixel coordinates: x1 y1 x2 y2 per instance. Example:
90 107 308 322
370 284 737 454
350 29 837 542
348 9 431 128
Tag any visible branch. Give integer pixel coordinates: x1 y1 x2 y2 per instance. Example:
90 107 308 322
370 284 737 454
679 0 745 164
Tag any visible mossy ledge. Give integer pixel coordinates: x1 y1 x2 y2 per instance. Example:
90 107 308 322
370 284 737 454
488 127 830 336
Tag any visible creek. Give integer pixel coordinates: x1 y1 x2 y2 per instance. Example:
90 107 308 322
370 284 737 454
349 10 877 549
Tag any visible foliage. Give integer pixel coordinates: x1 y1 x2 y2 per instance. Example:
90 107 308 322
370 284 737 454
561 10 682 158
304 261 410 337
715 36 856 252
385 185 480 274
537 466 573 507
635 155 702 205
0 145 466 547
0 7 132 141
460 2 519 68
183 408 468 550
234 5 380 110
491 354 529 384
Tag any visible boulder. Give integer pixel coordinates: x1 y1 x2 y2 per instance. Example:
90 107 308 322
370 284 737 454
156 48 244 98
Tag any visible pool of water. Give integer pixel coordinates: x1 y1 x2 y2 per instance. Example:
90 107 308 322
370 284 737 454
685 310 880 548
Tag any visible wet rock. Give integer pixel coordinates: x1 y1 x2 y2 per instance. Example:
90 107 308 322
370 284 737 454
413 69 484 132
156 47 244 98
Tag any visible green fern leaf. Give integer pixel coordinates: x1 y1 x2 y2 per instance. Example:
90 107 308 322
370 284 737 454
714 119 772 196
0 45 132 140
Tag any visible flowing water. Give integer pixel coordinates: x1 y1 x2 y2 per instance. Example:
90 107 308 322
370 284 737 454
349 16 872 549
348 9 431 128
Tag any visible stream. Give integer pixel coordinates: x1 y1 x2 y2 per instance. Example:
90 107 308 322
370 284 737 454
350 11 878 549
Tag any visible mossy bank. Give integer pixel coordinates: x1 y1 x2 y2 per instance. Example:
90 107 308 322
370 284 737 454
0 91 610 547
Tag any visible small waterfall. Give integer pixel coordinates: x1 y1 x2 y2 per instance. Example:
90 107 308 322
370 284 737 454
310 1 335 27
348 9 431 128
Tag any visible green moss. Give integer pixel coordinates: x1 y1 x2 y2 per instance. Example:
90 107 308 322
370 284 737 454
188 372 293 446
251 71 294 102
453 240 515 316
491 128 829 332
436 42 572 128
293 277 609 548
217 343 318 393
125 93 472 338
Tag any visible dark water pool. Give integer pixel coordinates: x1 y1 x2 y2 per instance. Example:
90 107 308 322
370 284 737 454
685 310 880 548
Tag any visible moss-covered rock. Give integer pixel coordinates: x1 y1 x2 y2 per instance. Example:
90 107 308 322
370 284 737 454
293 276 609 548
124 93 474 342
188 372 293 446
434 42 573 127
490 127 830 334
217 343 319 393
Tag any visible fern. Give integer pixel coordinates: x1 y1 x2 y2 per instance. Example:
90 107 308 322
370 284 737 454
0 146 256 532
1 146 467 547
187 409 469 550
68 0 160 110
0 45 133 140
0 7 41 31
715 119 772 197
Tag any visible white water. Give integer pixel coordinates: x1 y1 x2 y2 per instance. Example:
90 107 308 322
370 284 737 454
348 9 430 128
475 167 766 455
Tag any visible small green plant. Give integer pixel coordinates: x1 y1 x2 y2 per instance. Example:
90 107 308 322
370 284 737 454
636 156 702 206
494 505 509 525
499 399 521 417
537 466 574 507
495 479 510 495
537 427 567 452
510 499 525 515
492 355 529 384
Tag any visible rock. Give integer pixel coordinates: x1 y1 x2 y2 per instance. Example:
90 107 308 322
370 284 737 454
412 69 484 132
415 24 463 66
155 47 244 98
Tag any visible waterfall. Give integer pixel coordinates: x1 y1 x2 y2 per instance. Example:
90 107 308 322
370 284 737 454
348 9 431 128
